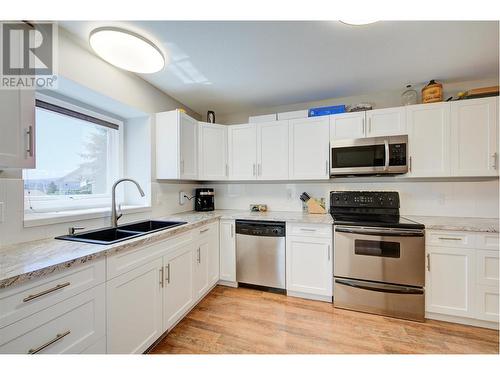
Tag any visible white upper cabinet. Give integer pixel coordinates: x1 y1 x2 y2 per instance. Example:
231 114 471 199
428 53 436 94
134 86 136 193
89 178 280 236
257 120 289 180
289 116 330 180
366 107 407 137
0 89 35 169
156 109 198 180
406 102 451 177
198 122 228 180
228 123 257 180
450 97 499 177
330 112 365 140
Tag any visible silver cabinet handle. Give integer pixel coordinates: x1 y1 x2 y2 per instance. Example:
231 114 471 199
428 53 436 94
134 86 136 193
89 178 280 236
362 118 365 135
368 117 372 134
253 164 256 176
225 163 229 177
197 247 201 263
300 228 316 232
438 237 462 241
491 153 497 169
28 330 70 354
327 245 331 261
159 268 164 287
23 282 70 302
231 224 234 237
165 264 170 284
200 228 209 234
426 254 430 271
26 126 34 157
409 156 412 172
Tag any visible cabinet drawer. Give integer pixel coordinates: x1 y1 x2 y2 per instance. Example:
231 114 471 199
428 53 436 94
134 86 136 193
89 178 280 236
0 258 105 329
426 231 474 248
0 284 105 354
476 233 499 251
195 222 218 239
107 231 193 280
476 250 499 286
288 223 332 238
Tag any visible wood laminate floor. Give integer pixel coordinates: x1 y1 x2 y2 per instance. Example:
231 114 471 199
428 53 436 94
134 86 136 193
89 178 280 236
150 286 499 354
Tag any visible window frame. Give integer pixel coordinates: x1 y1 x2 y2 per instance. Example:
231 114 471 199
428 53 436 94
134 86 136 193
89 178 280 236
23 93 124 214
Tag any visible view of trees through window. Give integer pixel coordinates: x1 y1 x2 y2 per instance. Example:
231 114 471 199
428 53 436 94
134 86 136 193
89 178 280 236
23 107 115 199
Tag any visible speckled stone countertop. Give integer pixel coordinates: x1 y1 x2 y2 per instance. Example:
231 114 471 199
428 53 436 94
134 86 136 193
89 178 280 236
407 216 499 233
0 210 331 289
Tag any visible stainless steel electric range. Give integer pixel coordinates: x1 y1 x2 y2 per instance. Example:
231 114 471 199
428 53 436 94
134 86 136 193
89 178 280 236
330 191 426 322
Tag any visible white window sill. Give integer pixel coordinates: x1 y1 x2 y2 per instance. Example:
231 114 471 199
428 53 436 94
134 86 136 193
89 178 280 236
23 205 152 228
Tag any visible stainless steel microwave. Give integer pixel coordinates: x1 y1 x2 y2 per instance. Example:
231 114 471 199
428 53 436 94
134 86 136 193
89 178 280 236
330 135 408 176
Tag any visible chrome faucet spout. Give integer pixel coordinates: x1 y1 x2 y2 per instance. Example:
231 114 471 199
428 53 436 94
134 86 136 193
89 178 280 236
111 178 145 228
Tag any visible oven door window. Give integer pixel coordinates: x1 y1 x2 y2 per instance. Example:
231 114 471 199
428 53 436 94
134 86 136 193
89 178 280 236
332 145 385 168
354 239 401 258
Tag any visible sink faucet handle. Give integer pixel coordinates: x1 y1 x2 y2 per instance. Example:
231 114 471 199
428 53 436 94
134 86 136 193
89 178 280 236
68 226 85 235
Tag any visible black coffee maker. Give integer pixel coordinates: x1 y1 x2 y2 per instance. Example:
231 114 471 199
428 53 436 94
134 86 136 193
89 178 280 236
195 188 215 211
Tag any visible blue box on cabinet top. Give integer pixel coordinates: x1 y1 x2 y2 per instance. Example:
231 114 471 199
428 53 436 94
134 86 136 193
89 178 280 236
308 105 346 117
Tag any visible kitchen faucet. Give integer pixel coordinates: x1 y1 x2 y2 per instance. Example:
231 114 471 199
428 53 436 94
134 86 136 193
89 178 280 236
111 178 145 228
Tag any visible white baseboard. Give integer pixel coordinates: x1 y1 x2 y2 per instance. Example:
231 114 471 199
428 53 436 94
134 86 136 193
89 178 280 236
218 280 238 288
426 312 499 330
287 290 333 303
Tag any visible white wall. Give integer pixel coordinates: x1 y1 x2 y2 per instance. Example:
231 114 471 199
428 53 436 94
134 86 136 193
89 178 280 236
0 26 201 247
218 77 499 124
211 179 499 218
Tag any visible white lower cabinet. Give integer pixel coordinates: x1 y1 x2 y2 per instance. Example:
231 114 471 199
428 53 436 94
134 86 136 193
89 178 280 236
0 284 105 354
163 244 195 330
286 224 333 301
425 230 499 327
219 220 236 284
106 257 164 354
425 246 475 318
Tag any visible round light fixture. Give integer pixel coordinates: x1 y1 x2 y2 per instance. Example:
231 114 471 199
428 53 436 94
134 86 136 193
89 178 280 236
89 27 165 74
339 20 379 26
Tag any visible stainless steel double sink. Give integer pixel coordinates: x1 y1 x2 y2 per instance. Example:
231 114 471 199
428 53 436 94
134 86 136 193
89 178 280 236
55 220 187 245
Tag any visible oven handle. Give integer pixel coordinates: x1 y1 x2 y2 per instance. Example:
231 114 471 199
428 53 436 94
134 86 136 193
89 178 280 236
384 139 390 171
335 226 424 237
335 279 424 295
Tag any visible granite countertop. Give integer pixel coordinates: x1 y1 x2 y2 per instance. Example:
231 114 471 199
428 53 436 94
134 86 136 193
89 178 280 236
407 215 499 233
0 210 331 289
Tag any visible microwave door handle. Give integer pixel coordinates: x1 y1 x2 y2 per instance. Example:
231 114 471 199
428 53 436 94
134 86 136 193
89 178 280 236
335 226 424 237
384 140 389 171
335 279 424 295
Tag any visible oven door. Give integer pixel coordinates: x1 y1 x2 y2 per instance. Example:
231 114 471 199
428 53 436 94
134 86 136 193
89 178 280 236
334 225 425 287
330 136 408 175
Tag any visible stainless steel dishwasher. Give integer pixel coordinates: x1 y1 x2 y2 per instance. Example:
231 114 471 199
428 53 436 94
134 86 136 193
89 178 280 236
236 220 286 291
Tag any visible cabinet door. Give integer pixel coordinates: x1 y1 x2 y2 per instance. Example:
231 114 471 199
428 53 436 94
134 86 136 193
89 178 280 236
289 117 330 180
451 97 499 177
407 102 451 177
0 89 35 169
163 244 194 330
475 284 499 322
366 107 406 137
106 257 163 354
329 112 365 140
179 112 198 179
219 220 236 283
228 123 257 180
193 241 209 300
286 236 332 297
425 246 475 318
257 120 289 180
207 226 220 286
199 122 228 180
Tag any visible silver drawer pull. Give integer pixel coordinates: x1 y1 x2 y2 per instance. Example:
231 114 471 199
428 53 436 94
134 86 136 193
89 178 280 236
28 330 71 354
23 282 70 302
200 228 210 233
438 237 462 241
300 228 316 232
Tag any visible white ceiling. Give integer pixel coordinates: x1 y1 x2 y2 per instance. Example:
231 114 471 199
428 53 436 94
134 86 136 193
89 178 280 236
61 21 499 116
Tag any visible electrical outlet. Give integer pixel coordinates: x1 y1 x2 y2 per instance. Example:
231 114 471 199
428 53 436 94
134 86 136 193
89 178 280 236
179 191 187 205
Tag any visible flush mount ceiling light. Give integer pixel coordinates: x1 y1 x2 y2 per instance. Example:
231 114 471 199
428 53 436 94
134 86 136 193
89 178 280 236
339 20 379 26
89 27 165 74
